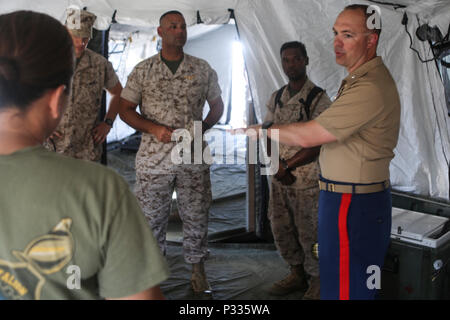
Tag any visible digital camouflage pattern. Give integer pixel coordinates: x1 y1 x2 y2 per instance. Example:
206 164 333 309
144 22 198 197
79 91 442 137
264 78 331 189
135 165 211 264
121 53 221 174
65 9 96 38
44 49 119 161
268 181 320 276
121 53 221 264
265 78 331 276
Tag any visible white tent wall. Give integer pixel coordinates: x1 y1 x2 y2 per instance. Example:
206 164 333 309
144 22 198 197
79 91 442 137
0 0 449 199
392 16 450 198
234 0 345 121
234 0 450 199
183 24 236 124
0 0 69 21
406 0 450 35
107 28 159 142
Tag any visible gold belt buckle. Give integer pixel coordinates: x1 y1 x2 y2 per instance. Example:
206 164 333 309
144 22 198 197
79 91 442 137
328 183 335 192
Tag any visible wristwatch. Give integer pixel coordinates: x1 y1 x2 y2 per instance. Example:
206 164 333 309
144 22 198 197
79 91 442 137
104 118 114 127
261 121 274 130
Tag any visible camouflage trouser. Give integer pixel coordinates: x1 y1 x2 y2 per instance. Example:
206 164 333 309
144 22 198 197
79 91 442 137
135 165 211 264
268 179 319 277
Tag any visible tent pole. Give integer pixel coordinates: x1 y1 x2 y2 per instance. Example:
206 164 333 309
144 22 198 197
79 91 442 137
227 9 271 241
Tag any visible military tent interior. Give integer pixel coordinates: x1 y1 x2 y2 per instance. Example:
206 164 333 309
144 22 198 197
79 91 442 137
1 0 450 300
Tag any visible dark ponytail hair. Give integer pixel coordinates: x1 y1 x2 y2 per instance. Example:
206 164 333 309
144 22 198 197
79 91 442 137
0 10 74 110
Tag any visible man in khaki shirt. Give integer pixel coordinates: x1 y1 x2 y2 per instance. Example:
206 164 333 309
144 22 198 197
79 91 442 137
236 4 400 299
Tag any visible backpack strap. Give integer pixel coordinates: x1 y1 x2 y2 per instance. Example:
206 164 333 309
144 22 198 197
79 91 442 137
298 86 323 120
274 85 287 109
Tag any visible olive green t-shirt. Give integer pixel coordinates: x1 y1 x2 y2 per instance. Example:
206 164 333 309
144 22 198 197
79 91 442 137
315 57 401 183
0 146 169 300
161 54 183 75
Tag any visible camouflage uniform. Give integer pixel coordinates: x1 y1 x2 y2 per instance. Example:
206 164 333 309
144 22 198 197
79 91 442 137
44 48 119 161
121 53 221 263
264 78 331 277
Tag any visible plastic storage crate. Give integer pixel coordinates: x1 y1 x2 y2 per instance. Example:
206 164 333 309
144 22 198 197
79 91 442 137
378 208 450 299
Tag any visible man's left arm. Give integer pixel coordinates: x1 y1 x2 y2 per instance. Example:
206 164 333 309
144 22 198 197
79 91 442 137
93 82 123 144
202 96 224 133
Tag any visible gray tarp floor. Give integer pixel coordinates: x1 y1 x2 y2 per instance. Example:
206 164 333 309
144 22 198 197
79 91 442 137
107 129 306 300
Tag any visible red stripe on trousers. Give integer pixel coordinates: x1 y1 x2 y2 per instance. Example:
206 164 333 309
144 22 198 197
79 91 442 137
338 193 352 300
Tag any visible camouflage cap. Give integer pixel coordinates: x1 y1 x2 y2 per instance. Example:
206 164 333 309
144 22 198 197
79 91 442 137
65 8 96 38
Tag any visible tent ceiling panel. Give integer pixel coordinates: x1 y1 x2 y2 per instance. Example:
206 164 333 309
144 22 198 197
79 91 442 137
80 0 237 28
0 0 447 31
0 0 70 21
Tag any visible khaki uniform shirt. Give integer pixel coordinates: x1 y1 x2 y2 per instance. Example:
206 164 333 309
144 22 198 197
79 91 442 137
265 78 331 189
315 57 401 183
46 49 119 161
121 53 222 174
